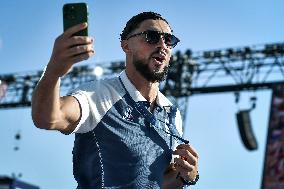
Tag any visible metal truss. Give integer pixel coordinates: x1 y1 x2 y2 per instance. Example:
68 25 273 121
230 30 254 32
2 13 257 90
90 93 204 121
163 42 284 96
0 42 284 115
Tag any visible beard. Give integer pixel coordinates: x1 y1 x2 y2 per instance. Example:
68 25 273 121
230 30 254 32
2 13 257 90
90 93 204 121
133 58 169 82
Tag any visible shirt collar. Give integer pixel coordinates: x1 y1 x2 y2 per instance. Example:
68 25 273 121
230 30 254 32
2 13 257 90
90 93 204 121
120 71 173 107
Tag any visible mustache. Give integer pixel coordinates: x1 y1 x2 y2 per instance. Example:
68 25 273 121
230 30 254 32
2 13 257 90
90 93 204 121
150 49 167 57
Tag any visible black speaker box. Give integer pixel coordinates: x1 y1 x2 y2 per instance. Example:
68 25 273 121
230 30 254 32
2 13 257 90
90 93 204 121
236 110 258 150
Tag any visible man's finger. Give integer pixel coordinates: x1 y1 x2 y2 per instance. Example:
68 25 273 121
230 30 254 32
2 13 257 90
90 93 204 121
68 36 93 47
69 50 95 63
175 166 198 182
177 144 199 158
173 149 198 166
175 166 194 178
174 157 194 171
66 44 94 57
63 22 88 38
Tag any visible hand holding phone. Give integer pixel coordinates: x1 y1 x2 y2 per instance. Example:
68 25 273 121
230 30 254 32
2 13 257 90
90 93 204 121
45 3 93 78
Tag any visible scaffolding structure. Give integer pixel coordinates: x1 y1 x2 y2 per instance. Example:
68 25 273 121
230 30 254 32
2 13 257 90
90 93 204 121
0 42 283 120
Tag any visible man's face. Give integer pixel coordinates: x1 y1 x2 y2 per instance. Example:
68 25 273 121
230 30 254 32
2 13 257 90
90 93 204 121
126 19 173 82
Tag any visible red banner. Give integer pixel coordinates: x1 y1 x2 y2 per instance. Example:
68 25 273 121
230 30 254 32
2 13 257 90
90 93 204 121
262 84 284 189
0 81 8 101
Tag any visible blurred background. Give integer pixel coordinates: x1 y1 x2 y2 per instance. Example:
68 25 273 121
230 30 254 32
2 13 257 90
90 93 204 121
0 0 284 188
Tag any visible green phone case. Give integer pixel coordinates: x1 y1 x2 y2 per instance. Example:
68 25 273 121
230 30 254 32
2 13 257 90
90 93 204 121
63 3 88 36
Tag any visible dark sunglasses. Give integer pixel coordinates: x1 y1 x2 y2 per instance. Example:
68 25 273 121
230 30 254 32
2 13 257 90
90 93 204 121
126 30 180 48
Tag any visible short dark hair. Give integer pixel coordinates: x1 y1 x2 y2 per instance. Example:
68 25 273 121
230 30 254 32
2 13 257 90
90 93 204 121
120 11 170 41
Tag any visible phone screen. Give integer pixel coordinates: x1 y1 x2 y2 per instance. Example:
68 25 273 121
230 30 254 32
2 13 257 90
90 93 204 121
63 3 88 36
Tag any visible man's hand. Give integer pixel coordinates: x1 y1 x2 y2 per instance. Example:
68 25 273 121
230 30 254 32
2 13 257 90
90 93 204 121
173 144 199 182
46 22 95 77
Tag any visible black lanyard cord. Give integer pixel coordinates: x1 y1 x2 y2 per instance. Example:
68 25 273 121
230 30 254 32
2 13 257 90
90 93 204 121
156 118 189 144
119 76 189 145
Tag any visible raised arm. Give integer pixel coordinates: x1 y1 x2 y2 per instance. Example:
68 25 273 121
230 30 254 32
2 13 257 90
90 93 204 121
31 23 94 134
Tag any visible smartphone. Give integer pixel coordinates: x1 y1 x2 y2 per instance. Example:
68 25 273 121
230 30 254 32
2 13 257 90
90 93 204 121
63 3 88 36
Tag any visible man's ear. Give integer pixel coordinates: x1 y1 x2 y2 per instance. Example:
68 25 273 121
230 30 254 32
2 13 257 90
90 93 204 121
121 40 131 54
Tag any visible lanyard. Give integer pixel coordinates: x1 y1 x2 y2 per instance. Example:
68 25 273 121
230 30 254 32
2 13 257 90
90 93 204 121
119 77 189 144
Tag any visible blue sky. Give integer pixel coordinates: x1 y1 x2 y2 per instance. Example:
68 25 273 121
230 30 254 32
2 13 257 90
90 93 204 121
0 0 283 188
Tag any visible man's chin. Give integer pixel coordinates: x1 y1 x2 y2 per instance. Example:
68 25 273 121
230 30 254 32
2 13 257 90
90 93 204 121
150 65 165 73
133 59 168 82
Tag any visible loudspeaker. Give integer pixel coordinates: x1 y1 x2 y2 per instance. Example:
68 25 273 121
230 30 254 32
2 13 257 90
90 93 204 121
236 110 258 151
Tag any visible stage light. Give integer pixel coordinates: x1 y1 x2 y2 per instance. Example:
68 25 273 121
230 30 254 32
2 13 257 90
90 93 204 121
93 66 104 77
226 48 234 58
243 47 252 58
175 50 182 61
187 59 197 74
185 49 192 59
213 50 222 58
263 44 284 56
3 75 16 84
244 47 251 54
203 51 213 59
109 61 125 72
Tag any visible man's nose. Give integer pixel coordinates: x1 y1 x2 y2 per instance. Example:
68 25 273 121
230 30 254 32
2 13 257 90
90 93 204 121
156 35 169 49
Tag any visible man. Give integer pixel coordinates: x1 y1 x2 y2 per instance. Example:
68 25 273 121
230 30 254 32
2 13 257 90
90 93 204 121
32 12 199 188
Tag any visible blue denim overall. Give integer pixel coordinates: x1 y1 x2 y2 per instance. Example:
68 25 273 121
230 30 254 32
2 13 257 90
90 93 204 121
72 77 182 189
